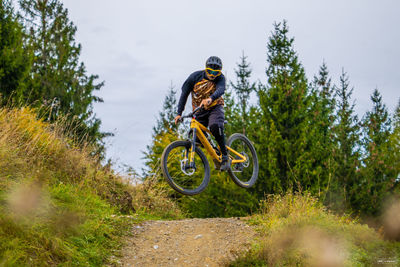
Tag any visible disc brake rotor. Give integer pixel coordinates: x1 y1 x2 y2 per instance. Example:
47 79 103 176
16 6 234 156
242 152 250 167
180 158 195 176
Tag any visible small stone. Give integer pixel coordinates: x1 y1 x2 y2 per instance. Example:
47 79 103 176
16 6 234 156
195 234 203 239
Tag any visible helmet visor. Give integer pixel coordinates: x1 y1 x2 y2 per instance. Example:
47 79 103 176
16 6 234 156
206 68 221 77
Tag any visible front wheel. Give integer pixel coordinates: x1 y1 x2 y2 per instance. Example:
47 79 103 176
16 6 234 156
226 133 259 188
161 140 210 195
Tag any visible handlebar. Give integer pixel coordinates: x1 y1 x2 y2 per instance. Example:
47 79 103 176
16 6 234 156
178 106 204 123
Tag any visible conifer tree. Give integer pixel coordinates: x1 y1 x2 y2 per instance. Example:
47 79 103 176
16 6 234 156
357 89 394 215
257 21 315 195
0 0 31 105
309 62 337 199
391 100 400 190
18 0 106 151
311 62 335 117
222 83 239 136
143 85 179 177
152 83 179 136
332 69 360 210
230 52 256 135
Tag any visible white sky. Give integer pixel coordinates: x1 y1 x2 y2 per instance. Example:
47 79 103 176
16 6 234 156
63 0 400 173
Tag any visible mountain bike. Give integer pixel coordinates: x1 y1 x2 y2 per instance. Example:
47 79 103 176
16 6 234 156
161 106 259 195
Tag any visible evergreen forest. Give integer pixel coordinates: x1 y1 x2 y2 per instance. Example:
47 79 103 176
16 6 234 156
0 0 107 156
1 0 400 265
144 21 400 219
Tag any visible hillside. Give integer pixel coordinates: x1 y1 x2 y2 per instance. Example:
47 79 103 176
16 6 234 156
0 107 180 266
0 107 399 266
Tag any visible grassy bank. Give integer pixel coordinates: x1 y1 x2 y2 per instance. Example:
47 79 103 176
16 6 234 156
0 107 181 266
230 193 400 266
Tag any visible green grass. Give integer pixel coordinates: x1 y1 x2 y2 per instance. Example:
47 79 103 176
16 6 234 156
0 107 182 266
0 182 134 266
229 193 400 267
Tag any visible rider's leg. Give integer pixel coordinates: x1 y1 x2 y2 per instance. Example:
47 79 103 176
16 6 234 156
193 109 209 145
208 105 229 170
209 124 227 156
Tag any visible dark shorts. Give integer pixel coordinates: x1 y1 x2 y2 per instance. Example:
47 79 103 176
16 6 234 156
195 105 225 128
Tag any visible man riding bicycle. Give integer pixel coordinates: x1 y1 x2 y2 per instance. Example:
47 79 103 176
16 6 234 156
174 56 230 171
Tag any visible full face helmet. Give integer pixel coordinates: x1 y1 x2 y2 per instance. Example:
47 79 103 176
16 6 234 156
205 56 222 79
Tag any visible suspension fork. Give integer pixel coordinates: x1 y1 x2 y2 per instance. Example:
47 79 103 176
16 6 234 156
188 128 197 168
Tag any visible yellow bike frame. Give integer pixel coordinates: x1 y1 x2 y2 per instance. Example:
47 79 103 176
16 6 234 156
189 118 247 164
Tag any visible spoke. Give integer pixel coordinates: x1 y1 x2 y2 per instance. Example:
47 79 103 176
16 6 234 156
166 145 205 191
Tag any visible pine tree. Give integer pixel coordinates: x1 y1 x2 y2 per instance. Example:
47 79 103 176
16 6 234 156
391 100 400 190
332 69 360 211
230 52 256 135
357 89 394 215
143 85 179 177
309 62 337 199
0 0 31 105
257 21 314 195
362 89 391 149
311 61 335 116
152 83 179 136
18 0 106 151
221 83 239 136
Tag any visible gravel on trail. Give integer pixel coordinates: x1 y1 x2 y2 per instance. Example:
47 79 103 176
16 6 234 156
120 217 258 267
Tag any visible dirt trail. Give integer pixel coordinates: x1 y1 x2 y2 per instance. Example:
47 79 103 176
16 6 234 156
120 217 258 267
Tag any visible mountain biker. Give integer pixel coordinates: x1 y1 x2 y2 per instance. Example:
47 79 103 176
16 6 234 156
174 56 230 171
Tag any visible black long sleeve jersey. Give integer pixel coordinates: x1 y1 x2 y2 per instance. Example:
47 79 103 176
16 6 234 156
177 70 226 116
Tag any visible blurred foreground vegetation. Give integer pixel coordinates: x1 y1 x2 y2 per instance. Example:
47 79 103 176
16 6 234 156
230 193 400 266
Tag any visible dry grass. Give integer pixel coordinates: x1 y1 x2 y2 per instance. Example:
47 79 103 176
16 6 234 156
128 174 185 219
382 196 400 241
0 106 182 265
230 192 400 266
0 107 134 211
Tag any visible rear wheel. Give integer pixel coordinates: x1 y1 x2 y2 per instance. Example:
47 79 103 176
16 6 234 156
226 133 258 188
161 140 210 195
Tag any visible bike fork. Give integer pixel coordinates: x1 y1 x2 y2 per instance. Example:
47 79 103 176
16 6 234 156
188 128 197 169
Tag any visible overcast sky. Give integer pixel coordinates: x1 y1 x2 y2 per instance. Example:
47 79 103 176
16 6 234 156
63 0 399 173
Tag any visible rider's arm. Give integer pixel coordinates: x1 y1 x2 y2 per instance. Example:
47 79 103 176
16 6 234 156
177 73 196 116
209 74 226 101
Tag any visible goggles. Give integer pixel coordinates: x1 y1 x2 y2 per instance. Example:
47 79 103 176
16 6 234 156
206 68 221 77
